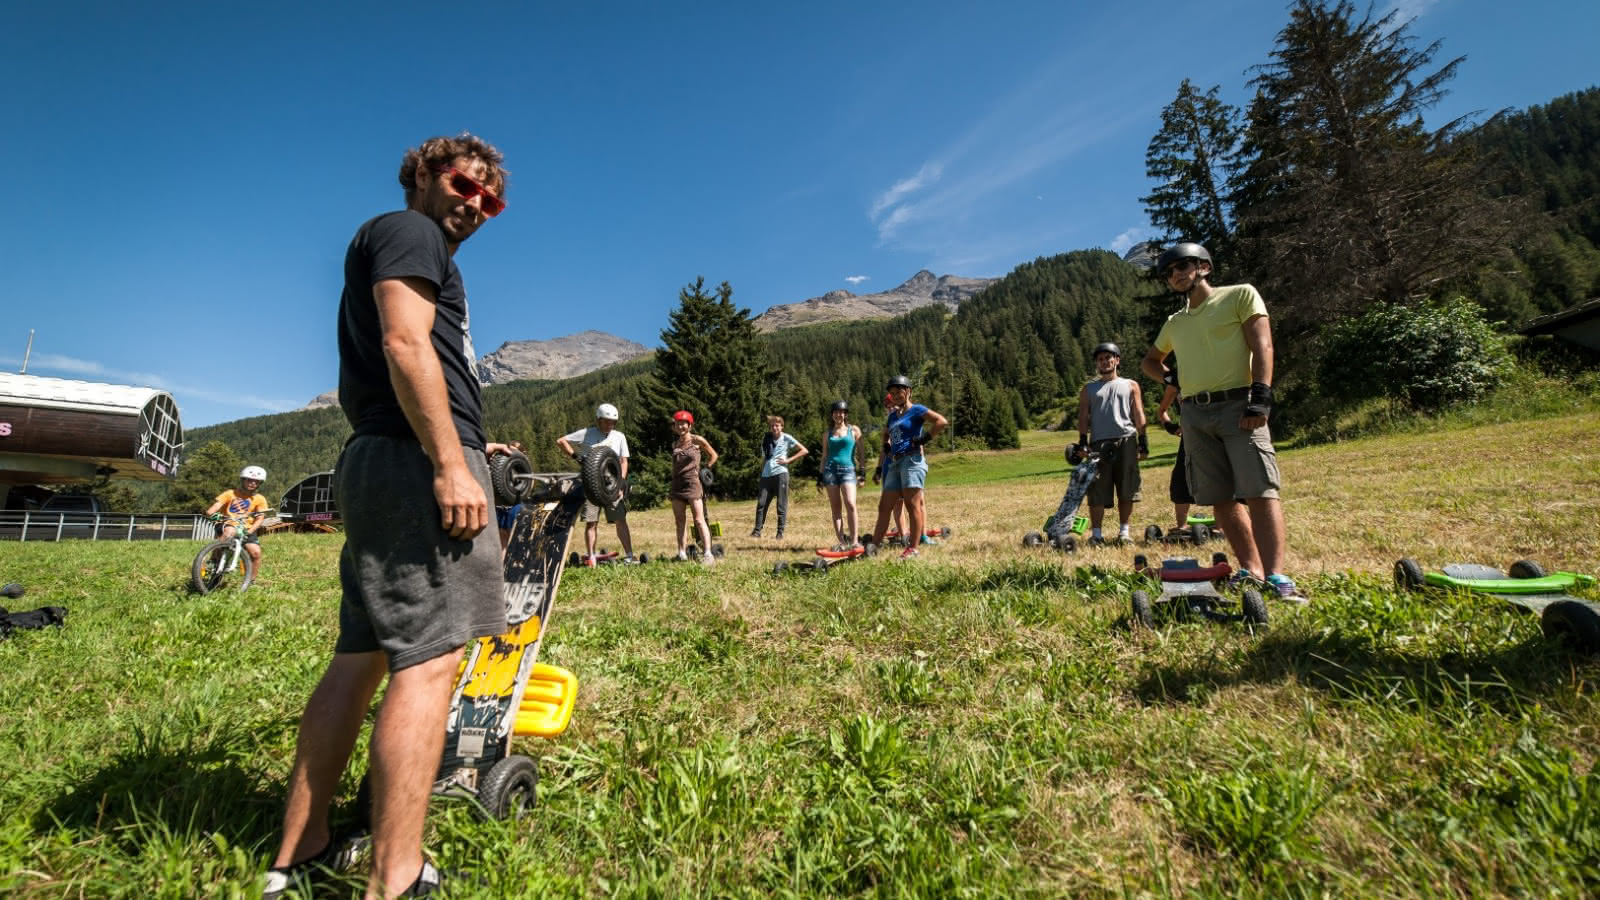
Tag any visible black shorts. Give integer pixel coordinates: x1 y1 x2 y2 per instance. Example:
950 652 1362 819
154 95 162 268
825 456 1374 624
1170 440 1194 505
333 436 506 671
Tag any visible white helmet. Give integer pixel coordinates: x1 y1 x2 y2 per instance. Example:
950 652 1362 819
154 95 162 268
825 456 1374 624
241 465 267 483
595 403 619 421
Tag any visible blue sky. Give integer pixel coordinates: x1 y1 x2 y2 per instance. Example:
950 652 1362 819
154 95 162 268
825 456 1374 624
2 0 1594 428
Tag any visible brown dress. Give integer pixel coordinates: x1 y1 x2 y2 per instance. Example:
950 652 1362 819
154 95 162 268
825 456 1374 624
669 438 702 501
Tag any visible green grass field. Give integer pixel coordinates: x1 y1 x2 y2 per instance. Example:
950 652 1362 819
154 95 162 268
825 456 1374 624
3 414 1599 897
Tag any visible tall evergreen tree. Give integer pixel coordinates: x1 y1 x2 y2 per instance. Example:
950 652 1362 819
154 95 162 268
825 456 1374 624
1228 0 1520 338
1142 79 1243 257
636 277 776 497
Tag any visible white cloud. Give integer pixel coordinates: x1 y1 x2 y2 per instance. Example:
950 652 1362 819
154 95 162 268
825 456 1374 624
2 352 295 414
844 275 869 285
1109 227 1145 254
1378 0 1439 30
870 162 943 220
866 71 1145 251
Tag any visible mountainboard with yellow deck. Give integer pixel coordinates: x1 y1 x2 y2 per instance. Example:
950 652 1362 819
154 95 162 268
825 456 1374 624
428 447 621 819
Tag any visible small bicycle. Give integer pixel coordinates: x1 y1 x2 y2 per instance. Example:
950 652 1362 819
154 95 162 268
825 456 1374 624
191 511 268 594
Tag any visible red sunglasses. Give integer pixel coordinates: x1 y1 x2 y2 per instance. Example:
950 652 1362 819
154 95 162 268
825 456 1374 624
436 166 506 217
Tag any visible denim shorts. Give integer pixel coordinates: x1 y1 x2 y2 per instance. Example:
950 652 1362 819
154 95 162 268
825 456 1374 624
820 462 858 486
882 454 928 492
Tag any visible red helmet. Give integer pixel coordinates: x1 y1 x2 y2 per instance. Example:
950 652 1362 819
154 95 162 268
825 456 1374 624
673 410 694 424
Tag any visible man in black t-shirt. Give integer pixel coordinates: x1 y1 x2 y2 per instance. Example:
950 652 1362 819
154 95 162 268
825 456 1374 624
267 133 513 900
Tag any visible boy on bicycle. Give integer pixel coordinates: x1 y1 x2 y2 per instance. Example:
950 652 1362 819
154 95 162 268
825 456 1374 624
206 465 269 575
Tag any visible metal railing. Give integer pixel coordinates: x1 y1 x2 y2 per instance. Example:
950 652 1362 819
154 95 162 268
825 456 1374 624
0 511 212 542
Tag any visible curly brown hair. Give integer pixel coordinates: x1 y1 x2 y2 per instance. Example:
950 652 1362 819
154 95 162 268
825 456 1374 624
397 133 508 207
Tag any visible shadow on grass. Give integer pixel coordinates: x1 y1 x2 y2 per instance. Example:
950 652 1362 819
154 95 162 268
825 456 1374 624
36 720 292 854
1133 623 1590 714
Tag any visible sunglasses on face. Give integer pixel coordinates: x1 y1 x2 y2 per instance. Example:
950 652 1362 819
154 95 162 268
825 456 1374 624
437 166 506 217
1163 259 1199 278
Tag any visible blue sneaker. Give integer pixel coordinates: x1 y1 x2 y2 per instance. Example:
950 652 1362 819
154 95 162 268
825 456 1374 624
1266 573 1307 604
1224 569 1264 592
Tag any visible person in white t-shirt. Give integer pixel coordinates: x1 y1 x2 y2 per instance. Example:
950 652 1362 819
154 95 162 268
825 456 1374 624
557 402 636 565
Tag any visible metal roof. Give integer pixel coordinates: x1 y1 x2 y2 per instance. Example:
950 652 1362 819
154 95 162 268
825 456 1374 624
0 372 171 416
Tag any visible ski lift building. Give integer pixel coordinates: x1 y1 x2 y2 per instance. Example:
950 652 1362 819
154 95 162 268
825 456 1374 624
0 372 184 484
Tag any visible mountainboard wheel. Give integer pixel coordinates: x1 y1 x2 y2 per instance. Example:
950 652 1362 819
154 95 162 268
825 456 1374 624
1191 523 1210 544
1394 558 1425 592
477 754 538 821
638 552 650 564
1509 559 1546 579
1023 532 1042 548
1144 524 1163 542
1057 534 1077 553
1133 553 1148 570
1541 601 1600 654
712 544 725 558
568 551 581 568
810 557 829 573
489 450 533 505
2 582 22 599
1212 551 1229 567
1242 588 1268 626
581 445 625 508
939 525 952 538
773 561 789 575
1131 590 1154 629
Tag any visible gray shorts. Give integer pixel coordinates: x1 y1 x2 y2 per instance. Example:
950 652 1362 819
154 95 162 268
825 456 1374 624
334 436 506 671
1088 435 1141 508
581 496 628 523
1180 396 1281 504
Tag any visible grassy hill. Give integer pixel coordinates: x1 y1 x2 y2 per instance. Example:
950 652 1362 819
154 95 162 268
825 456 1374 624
3 414 1598 896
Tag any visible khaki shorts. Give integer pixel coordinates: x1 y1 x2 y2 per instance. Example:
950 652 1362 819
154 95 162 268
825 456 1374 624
1180 396 1280 504
581 496 628 524
1088 435 1142 508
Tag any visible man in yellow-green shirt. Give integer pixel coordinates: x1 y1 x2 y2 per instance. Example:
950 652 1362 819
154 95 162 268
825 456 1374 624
1141 242 1301 601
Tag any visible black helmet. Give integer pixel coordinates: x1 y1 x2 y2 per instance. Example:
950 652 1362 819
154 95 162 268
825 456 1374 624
1092 342 1121 359
886 374 911 390
830 400 849 412
1156 242 1212 276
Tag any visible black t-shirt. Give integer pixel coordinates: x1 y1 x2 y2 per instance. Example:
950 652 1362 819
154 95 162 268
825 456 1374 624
337 210 486 449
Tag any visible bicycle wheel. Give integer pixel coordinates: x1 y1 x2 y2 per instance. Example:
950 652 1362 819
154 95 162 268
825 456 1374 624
191 539 234 594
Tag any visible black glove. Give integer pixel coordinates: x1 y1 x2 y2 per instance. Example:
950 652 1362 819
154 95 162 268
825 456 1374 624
1244 382 1273 419
913 431 932 447
1136 433 1149 455
1162 420 1180 436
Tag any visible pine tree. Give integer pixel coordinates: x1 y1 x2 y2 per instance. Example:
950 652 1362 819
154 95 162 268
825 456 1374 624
1142 79 1243 257
636 277 776 498
1228 0 1520 337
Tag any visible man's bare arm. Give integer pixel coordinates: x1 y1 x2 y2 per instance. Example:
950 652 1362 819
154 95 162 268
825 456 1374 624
1243 314 1274 385
375 276 486 539
1141 346 1168 382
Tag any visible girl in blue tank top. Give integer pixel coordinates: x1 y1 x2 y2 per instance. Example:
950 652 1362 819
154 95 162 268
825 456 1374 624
820 400 862 549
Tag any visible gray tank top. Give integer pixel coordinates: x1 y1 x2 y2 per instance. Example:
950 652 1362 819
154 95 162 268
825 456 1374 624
1086 377 1137 441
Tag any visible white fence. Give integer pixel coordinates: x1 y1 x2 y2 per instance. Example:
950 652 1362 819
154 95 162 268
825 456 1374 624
0 511 212 542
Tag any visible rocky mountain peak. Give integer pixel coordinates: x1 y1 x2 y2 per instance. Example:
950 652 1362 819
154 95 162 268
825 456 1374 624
893 269 939 293
752 269 998 332
300 330 650 409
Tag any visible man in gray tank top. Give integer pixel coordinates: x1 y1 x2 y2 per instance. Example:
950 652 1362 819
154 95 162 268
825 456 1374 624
1074 342 1148 542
